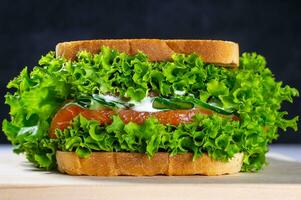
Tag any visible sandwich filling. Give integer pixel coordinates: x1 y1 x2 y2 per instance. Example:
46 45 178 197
2 46 299 172
49 96 239 138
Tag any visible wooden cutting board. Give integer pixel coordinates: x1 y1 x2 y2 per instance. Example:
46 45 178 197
1 148 301 200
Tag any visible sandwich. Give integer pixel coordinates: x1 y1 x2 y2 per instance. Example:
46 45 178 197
2 39 299 176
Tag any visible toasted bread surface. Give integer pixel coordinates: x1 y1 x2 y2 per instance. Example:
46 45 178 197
56 152 243 176
56 39 239 67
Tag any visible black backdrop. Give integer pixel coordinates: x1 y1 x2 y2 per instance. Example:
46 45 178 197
0 0 300 144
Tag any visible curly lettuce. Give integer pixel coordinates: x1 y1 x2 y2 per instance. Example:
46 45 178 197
56 114 241 161
2 46 299 171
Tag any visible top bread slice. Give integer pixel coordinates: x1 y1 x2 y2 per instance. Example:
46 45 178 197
56 39 239 67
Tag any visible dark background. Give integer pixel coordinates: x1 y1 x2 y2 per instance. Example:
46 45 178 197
0 0 300 144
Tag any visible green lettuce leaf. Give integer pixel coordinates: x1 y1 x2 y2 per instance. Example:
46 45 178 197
2 47 299 172
57 114 242 162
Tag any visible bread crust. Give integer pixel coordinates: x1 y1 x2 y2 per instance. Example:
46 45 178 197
56 39 239 67
56 151 243 176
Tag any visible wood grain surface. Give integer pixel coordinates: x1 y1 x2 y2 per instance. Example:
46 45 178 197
1 147 301 200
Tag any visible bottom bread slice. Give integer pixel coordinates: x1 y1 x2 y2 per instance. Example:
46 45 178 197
56 151 243 176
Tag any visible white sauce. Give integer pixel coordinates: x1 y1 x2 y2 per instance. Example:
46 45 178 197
129 97 162 112
96 94 120 102
94 94 162 112
174 90 185 96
